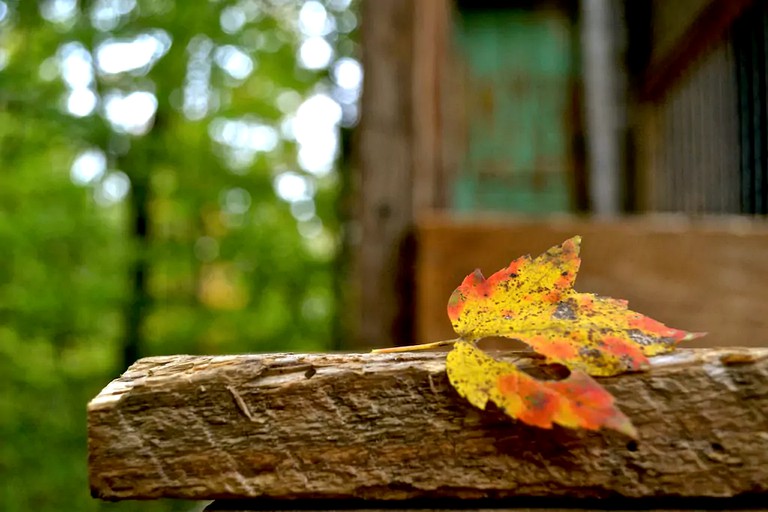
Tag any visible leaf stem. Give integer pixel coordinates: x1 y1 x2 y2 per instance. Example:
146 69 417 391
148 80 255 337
371 338 460 353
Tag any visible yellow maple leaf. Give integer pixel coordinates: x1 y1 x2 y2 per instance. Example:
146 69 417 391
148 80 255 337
446 340 637 438
447 236 704 376
375 236 705 437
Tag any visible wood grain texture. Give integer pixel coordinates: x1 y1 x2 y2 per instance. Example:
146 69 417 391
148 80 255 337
414 214 768 347
89 348 768 501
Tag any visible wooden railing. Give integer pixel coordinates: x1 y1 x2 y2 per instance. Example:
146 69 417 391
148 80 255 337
88 347 768 510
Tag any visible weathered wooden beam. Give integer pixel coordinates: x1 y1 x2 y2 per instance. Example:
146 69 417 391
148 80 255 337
89 348 768 501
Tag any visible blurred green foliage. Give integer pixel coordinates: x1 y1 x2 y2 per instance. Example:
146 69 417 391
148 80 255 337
0 0 358 510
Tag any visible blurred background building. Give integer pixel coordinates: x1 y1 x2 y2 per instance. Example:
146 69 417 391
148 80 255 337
352 0 768 349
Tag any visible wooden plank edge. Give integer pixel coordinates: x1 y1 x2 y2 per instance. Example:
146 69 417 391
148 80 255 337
89 348 768 501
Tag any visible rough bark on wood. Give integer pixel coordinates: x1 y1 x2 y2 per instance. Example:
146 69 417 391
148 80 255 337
89 348 768 501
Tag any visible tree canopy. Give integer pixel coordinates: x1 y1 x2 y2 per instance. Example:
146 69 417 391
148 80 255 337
0 1 359 510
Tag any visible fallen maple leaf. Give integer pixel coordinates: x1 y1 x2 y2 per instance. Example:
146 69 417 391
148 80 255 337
374 236 705 437
447 236 704 376
446 340 637 438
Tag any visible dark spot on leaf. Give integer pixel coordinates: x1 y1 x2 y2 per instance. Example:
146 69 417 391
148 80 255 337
628 329 657 346
561 271 568 277
659 336 678 347
526 391 551 410
552 299 577 321
578 347 602 360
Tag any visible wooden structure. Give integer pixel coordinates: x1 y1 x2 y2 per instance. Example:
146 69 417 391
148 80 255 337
352 0 454 349
414 215 768 346
635 0 760 213
352 0 768 348
88 348 768 507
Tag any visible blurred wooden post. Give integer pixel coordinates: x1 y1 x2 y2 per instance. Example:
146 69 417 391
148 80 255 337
353 0 452 349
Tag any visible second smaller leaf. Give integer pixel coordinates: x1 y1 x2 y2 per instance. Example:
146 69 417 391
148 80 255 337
446 340 637 438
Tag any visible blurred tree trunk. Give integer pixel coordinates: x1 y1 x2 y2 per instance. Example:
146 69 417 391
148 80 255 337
122 165 150 370
120 110 167 369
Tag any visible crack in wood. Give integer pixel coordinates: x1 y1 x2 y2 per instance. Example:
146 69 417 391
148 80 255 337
227 385 255 422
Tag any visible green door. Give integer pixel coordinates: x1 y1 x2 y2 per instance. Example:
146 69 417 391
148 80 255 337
453 7 577 214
